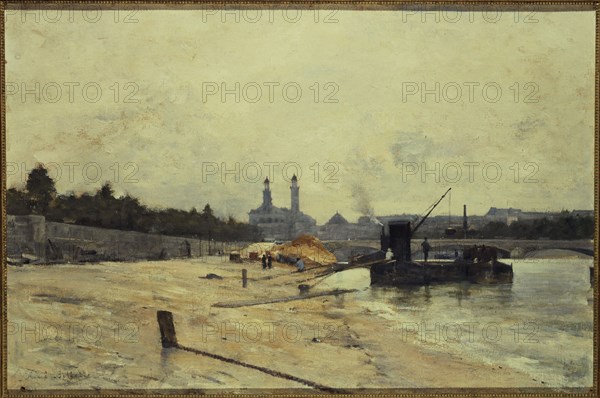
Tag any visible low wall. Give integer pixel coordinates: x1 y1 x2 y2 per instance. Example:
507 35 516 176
6 215 46 259
317 224 380 241
7 215 248 263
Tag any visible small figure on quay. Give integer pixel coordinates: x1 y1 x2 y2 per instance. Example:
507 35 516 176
295 257 305 272
261 253 267 270
267 253 273 269
385 248 394 260
421 237 432 262
184 240 191 258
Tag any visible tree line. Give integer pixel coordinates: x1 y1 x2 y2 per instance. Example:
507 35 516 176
478 215 594 240
7 164 262 241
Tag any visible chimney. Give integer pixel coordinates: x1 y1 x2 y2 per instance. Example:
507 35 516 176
463 204 468 239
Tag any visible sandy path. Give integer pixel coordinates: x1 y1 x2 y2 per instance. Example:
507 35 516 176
7 257 542 391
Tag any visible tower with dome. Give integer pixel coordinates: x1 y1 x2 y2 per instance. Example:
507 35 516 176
248 175 317 240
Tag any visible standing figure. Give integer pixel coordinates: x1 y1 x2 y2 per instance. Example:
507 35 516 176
421 237 432 262
261 254 267 270
267 253 273 269
295 257 305 272
385 248 394 260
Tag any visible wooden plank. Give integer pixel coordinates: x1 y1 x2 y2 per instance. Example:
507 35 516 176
156 311 345 393
309 259 394 279
212 289 358 308
157 310 178 348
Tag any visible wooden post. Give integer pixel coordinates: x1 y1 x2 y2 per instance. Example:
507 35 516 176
298 284 310 295
157 310 178 348
242 269 248 288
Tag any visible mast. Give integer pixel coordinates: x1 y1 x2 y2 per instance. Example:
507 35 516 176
411 188 452 236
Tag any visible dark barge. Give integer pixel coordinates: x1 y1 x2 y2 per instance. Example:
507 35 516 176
367 220 513 286
365 189 513 286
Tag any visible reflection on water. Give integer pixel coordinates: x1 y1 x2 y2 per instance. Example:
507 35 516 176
362 259 594 387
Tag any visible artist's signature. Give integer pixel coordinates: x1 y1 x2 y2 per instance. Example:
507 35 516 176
15 368 90 381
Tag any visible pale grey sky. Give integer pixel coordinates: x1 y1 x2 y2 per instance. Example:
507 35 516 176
6 9 596 223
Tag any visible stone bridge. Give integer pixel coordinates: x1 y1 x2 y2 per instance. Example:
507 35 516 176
325 238 594 260
420 238 594 259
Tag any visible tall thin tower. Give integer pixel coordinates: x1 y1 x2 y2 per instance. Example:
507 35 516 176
262 177 272 208
290 175 299 213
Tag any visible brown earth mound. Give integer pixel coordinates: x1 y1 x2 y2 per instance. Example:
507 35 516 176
242 242 275 257
273 234 337 265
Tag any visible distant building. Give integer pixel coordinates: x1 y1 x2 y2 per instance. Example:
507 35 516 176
317 212 380 240
483 207 579 225
485 207 523 224
326 211 349 225
248 176 317 240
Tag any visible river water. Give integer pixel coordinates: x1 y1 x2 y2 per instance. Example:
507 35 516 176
359 259 594 387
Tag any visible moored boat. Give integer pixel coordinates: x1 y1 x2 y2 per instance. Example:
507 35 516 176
367 189 513 287
465 259 513 284
370 258 513 286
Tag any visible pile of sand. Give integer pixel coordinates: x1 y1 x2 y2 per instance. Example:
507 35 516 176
273 234 337 265
242 242 275 257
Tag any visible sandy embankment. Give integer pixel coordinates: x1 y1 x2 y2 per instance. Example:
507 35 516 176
7 257 541 391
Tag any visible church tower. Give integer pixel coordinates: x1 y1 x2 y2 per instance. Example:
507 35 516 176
290 174 299 213
262 177 272 208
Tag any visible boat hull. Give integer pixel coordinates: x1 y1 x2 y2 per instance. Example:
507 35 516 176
370 259 513 286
